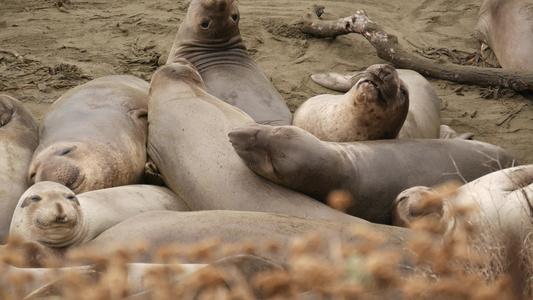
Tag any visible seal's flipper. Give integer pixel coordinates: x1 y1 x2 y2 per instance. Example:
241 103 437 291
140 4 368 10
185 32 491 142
144 159 164 186
0 100 14 127
480 42 501 68
311 72 361 92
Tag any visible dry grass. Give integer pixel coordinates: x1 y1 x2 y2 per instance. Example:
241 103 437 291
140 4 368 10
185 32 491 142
0 188 531 299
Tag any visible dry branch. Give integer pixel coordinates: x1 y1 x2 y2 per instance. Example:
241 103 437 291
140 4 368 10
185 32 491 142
298 9 533 92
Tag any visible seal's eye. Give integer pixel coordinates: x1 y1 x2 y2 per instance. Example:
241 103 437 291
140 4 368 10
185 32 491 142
29 172 36 181
200 20 211 29
67 195 76 201
21 195 43 208
397 196 408 203
231 13 239 22
400 87 407 97
55 146 77 156
60 148 73 156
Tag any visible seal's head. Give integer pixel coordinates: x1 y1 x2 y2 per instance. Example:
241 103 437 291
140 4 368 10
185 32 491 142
181 0 240 40
229 124 331 193
392 186 448 233
350 64 409 139
28 142 88 194
9 181 84 248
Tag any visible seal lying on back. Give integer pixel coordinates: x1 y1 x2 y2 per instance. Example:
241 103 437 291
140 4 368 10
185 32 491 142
476 0 533 70
9 181 190 248
147 59 368 223
229 124 517 224
0 95 39 243
28 75 149 193
310 69 442 139
392 165 533 236
166 0 292 125
293 64 409 142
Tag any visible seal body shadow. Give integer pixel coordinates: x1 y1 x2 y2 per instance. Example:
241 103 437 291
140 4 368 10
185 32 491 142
167 0 292 125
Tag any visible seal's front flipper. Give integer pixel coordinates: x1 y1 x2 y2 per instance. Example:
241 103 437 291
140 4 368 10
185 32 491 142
479 42 501 68
0 100 14 127
311 72 361 92
144 159 164 186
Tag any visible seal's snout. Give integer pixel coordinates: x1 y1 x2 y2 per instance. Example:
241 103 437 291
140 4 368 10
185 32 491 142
228 127 259 151
204 0 230 11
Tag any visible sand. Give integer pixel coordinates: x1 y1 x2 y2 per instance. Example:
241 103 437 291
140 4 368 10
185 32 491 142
1 0 531 164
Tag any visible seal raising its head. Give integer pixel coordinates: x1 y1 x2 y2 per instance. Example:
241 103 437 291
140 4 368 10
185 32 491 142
293 64 409 142
166 0 292 125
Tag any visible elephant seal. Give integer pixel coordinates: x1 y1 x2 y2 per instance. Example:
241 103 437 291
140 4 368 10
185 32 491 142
166 0 292 125
293 64 409 142
28 75 149 194
81 210 410 264
476 0 533 70
228 123 517 224
9 181 190 248
147 60 374 224
392 165 533 236
311 69 441 139
391 186 453 235
0 95 39 243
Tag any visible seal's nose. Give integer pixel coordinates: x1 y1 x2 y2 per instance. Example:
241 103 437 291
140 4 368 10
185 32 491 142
54 203 67 222
228 127 259 150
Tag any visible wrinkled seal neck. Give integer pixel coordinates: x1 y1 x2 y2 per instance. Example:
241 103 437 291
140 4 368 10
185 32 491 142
170 35 251 70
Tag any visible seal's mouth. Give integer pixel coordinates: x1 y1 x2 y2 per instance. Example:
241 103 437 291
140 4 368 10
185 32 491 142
69 174 86 194
356 75 387 104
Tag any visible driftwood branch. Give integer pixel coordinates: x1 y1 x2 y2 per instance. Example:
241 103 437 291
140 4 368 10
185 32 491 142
299 9 533 92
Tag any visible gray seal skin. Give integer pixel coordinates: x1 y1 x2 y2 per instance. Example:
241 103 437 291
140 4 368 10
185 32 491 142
392 165 533 236
476 0 533 70
166 0 292 125
28 75 149 194
228 123 517 224
311 69 441 139
9 181 190 248
81 210 410 264
148 60 371 224
0 95 39 243
293 64 409 142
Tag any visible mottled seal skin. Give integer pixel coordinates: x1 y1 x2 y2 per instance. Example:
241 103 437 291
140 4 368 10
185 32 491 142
228 124 517 224
392 165 533 237
166 0 292 125
148 60 368 223
28 75 149 194
311 69 441 139
476 0 533 70
9 181 190 248
293 64 409 142
0 95 39 243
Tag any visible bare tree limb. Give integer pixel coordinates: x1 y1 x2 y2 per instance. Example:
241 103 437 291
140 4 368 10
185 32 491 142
298 9 533 92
